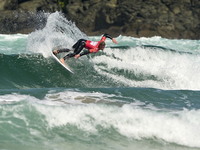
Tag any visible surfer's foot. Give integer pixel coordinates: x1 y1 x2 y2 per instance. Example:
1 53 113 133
53 50 58 56
53 50 58 57
60 58 66 66
53 47 60 56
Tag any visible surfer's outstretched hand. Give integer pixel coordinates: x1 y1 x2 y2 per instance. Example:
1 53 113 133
112 38 118 44
75 54 80 59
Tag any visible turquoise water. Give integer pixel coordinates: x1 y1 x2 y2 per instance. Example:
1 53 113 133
1 12 200 150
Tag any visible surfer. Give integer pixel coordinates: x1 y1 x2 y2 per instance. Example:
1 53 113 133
53 33 118 66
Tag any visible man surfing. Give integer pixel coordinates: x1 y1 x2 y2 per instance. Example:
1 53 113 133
53 33 118 66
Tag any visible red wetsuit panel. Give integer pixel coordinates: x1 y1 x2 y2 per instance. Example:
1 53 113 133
85 35 106 53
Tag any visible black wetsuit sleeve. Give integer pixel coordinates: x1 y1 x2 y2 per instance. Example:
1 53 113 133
103 33 113 40
80 49 90 56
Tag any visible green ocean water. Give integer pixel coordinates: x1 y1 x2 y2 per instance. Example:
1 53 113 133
1 12 200 150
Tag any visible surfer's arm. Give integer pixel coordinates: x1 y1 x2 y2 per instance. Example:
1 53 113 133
75 48 99 59
103 33 113 39
75 49 90 59
112 38 118 44
101 33 118 44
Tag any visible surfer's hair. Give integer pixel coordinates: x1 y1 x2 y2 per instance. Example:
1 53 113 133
99 41 105 49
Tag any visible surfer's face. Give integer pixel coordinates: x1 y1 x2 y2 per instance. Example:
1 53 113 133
99 41 106 50
100 45 105 50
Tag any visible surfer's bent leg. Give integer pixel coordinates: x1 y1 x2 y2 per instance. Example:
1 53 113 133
73 39 86 54
57 48 71 53
63 39 86 60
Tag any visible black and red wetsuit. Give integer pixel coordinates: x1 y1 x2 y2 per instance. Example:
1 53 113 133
58 33 113 60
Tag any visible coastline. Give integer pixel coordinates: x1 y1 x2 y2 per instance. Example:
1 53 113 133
0 0 200 39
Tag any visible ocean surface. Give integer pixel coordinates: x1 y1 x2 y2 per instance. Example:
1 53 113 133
1 12 200 150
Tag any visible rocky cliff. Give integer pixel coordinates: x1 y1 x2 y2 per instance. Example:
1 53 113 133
0 0 200 39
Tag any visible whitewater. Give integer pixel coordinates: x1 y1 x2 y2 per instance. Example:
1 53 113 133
0 12 200 150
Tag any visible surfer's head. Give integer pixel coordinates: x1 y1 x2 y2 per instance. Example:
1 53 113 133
99 41 105 50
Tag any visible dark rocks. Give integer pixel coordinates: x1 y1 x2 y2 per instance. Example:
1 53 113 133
0 0 59 34
0 0 200 39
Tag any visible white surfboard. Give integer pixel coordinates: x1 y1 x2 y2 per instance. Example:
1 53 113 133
51 51 74 74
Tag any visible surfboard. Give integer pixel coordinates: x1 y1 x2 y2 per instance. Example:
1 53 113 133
51 51 74 74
